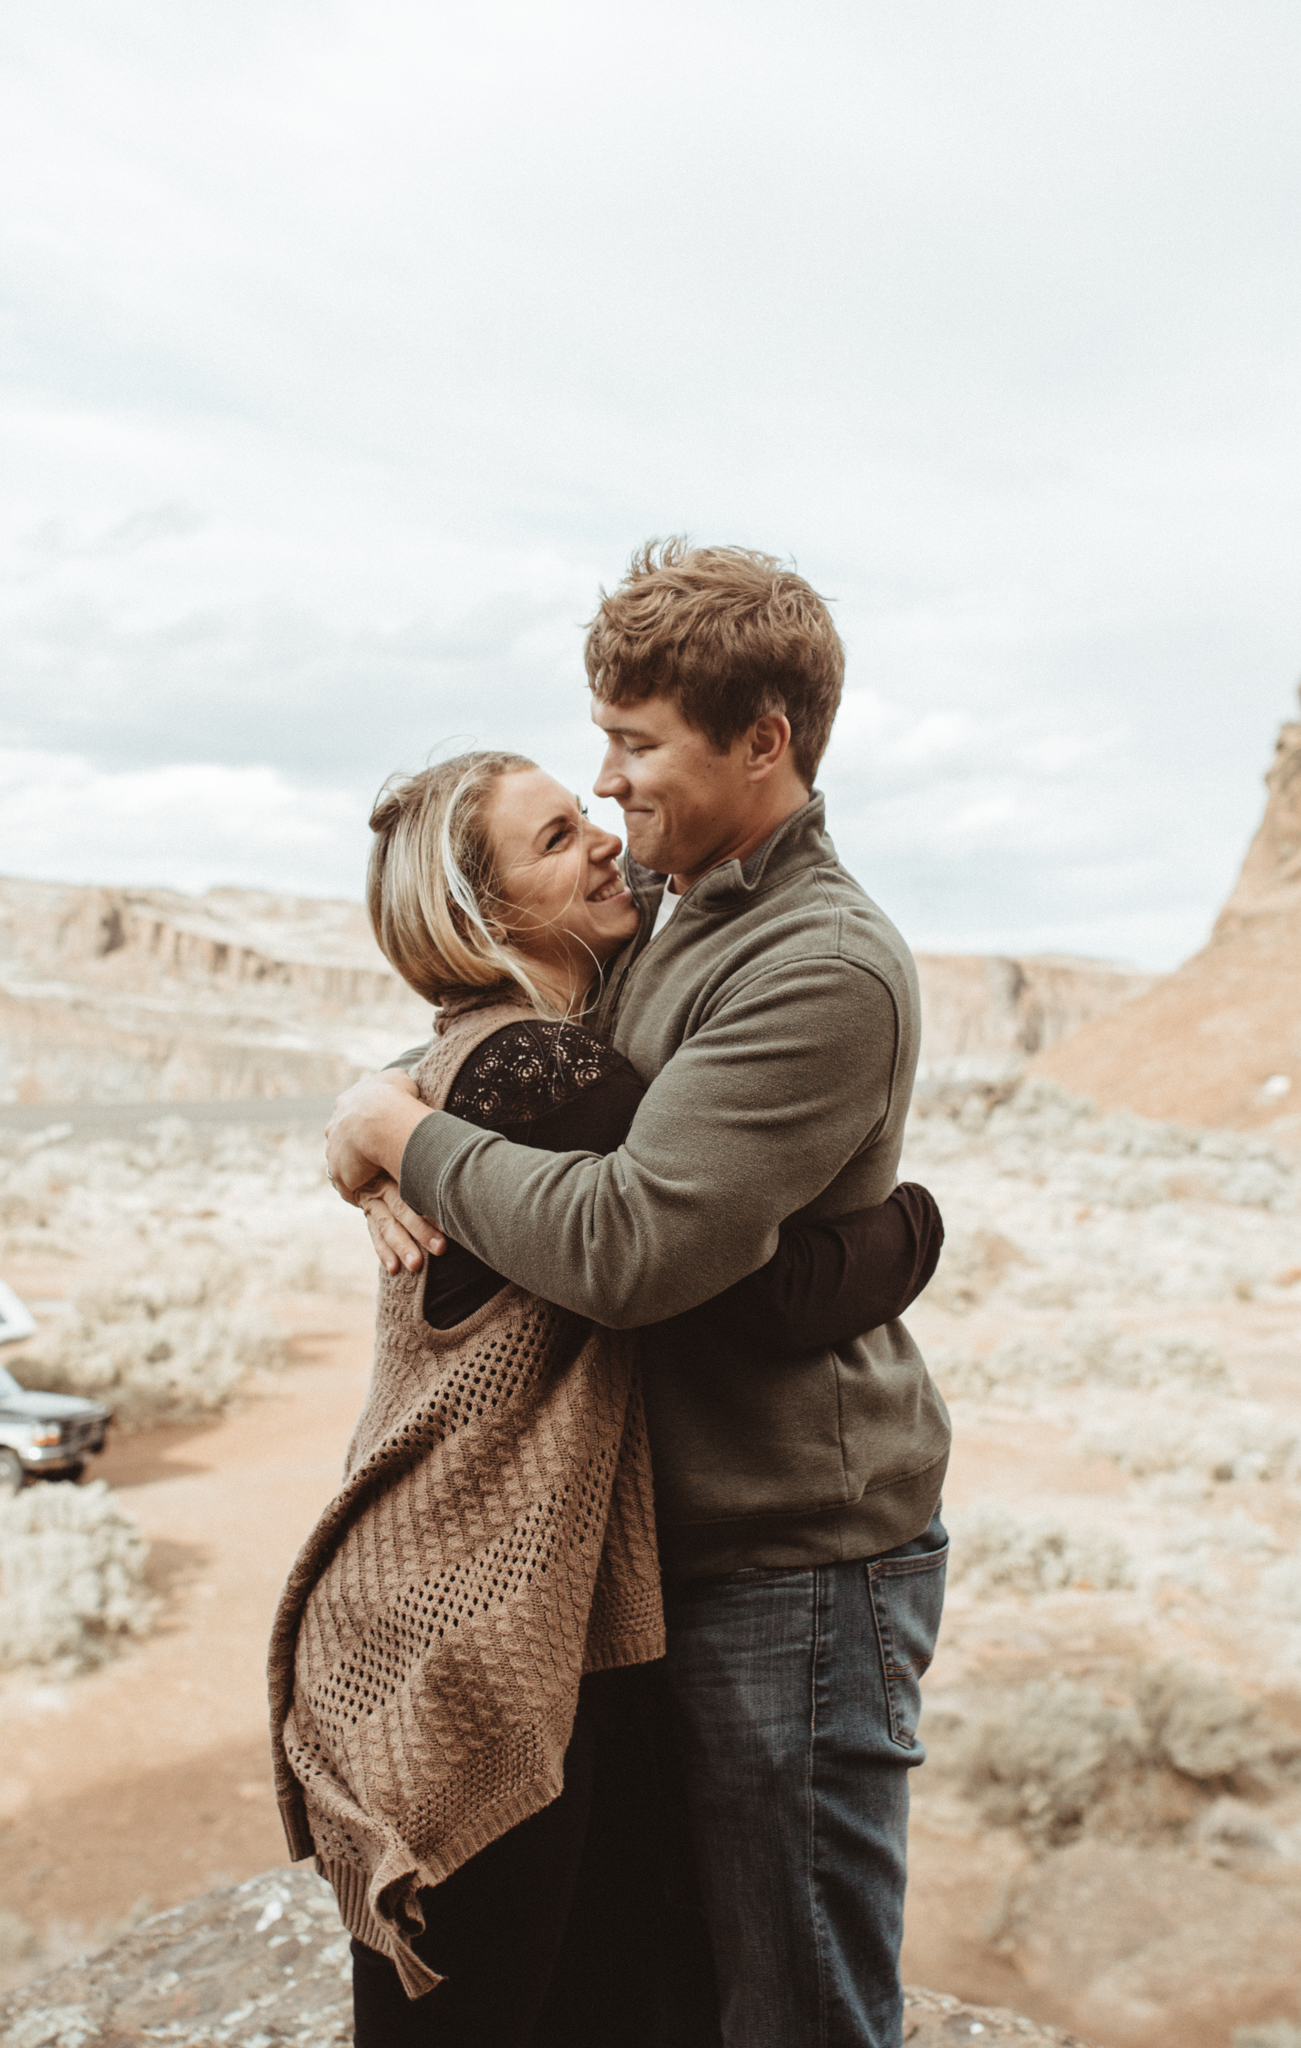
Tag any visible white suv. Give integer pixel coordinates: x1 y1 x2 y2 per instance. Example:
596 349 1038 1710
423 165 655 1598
0 1363 112 1495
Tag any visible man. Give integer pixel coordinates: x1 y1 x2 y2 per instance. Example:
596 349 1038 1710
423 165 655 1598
327 540 950 2048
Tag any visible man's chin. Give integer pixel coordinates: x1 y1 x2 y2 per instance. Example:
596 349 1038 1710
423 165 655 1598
623 820 673 874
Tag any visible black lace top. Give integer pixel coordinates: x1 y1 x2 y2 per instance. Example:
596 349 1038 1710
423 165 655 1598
423 1019 942 1346
446 1020 643 1154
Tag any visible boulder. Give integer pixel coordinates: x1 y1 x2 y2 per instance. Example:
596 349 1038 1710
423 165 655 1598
0 1866 1104 2048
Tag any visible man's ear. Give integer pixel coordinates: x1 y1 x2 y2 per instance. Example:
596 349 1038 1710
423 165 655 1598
746 712 793 780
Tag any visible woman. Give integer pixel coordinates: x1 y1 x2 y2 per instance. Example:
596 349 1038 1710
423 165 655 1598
269 750 942 2048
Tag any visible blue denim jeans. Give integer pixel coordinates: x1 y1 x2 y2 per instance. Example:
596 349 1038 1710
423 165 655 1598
660 1513 948 2048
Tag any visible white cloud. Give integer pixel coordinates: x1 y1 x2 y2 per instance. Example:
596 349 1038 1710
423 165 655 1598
0 0 1298 966
0 749 367 898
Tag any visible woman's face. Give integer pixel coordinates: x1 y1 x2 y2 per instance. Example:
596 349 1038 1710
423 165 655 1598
482 766 640 982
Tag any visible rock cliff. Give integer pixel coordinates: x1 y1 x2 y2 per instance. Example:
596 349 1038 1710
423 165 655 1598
0 878 430 1104
0 869 1156 1108
915 953 1156 1081
0 1867 1104 2048
1034 692 1301 1139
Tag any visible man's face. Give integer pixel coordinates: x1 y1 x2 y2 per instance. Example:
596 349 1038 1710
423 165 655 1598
591 692 755 878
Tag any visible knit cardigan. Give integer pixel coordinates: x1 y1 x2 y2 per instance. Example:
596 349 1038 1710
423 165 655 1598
268 1003 666 1997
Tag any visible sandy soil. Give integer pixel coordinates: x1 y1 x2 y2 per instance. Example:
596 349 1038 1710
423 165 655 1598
0 1280 375 1968
2 1095 1299 2047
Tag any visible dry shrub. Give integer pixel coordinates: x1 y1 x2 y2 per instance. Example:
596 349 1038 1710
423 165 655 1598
0 1910 38 1969
0 1120 363 1284
14 1259 287 1428
1233 2025 1301 2048
965 1678 1141 1846
1195 1794 1293 1867
1082 1401 1300 1484
948 1502 1134 1597
0 1479 156 1669
1133 1664 1280 1781
933 1320 1228 1405
962 1663 1293 1850
920 1228 1025 1313
1261 1557 1301 1619
908 1077 1298 1213
1059 1321 1226 1390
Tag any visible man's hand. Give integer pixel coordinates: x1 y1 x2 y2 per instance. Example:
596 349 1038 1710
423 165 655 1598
359 1177 448 1275
326 1070 436 1206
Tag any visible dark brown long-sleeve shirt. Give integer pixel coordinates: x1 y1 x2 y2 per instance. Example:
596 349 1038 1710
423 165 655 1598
422 1019 942 1359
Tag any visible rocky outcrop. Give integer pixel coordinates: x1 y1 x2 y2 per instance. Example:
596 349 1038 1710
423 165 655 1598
0 1867 1104 2048
0 880 400 1001
915 954 1156 1080
0 870 1161 1107
1034 693 1301 1139
0 878 430 1104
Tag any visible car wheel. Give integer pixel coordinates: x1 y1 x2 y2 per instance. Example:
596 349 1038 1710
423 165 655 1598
0 1449 23 1496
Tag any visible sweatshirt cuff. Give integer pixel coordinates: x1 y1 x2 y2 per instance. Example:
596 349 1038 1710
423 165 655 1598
399 1109 480 1222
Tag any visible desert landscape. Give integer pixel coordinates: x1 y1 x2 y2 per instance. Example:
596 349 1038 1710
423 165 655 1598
0 699 1298 2048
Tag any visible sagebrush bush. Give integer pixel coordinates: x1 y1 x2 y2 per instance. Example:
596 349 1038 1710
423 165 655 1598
1233 2024 1301 2048
932 1322 1228 1405
15 1260 288 1428
1261 1557 1301 1619
917 1228 1025 1314
907 1076 1298 1213
1081 1401 1300 1485
948 1502 1134 1597
961 1663 1292 1849
1133 1663 1278 1781
0 1909 39 1969
964 1678 1142 1847
0 1479 156 1669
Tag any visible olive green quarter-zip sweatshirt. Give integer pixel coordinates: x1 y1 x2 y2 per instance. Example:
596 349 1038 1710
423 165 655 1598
399 795 950 1576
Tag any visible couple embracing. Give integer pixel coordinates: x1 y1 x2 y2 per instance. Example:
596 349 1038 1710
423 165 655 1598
269 540 951 2048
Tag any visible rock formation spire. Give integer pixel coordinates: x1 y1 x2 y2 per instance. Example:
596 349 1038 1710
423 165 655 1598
1034 687 1301 1140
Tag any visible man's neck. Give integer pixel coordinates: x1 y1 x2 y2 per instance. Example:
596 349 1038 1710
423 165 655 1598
671 786 810 895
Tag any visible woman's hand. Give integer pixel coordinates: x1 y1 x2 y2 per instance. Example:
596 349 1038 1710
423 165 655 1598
325 1070 434 1205
359 1177 448 1275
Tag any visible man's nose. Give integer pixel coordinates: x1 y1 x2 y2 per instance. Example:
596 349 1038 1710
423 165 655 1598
593 753 628 800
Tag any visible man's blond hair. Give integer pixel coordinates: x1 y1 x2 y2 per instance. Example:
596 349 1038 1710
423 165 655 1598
584 539 844 786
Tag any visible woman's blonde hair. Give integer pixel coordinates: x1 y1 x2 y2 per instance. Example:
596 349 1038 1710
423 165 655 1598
367 751 546 1024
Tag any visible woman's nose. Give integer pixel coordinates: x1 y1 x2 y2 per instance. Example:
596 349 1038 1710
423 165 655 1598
589 824 623 864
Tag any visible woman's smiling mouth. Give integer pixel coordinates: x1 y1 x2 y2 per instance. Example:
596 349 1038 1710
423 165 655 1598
588 876 629 904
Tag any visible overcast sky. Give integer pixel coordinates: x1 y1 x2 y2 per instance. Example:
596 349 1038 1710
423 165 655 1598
2 1 1299 968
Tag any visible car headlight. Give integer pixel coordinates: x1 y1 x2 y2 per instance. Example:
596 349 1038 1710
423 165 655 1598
27 1423 63 1448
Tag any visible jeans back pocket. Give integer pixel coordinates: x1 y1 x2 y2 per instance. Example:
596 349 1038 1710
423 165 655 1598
866 1545 948 1751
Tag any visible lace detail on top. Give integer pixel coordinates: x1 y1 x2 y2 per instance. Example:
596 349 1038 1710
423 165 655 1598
445 1019 632 1130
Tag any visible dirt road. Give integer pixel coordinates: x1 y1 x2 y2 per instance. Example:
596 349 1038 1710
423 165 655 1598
0 1288 375 1960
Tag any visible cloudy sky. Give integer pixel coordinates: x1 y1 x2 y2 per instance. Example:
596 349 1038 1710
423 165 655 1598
2 0 1299 968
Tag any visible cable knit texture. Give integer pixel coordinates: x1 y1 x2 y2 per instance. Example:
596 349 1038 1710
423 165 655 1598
267 1003 665 1997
